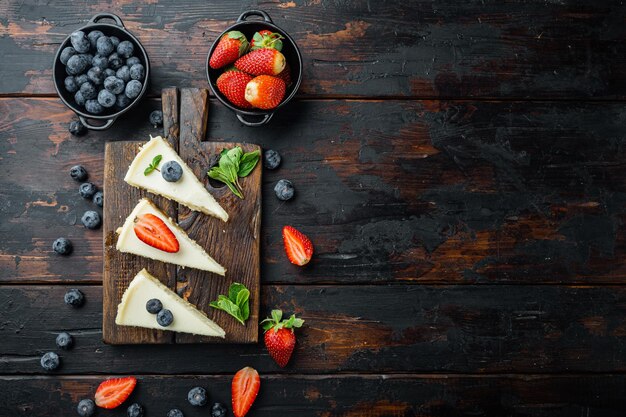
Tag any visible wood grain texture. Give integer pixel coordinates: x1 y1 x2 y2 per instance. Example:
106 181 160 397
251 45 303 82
3 285 626 374
2 374 626 417
1 98 625 285
2 1 626 98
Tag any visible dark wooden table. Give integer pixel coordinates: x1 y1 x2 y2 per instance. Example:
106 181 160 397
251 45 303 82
2 1 626 416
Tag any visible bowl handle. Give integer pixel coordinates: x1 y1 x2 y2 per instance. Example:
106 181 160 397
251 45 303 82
236 113 274 127
79 116 117 131
237 10 273 23
88 13 125 28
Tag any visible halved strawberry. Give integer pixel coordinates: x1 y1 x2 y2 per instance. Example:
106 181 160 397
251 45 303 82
217 70 254 109
210 31 249 69
94 376 137 409
133 213 179 253
251 29 284 51
232 367 260 417
282 225 314 266
234 48 286 76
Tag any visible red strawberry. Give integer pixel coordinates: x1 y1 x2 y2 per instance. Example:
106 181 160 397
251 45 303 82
275 62 292 86
282 225 314 266
244 75 286 110
261 309 304 368
209 31 249 69
217 70 254 109
234 48 286 76
94 376 137 409
250 30 284 51
232 367 260 417
133 213 179 253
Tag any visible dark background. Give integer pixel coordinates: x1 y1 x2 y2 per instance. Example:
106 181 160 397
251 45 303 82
1 1 626 416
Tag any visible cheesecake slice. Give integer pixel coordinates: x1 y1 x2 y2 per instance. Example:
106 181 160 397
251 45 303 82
124 135 229 222
116 198 226 275
115 268 226 338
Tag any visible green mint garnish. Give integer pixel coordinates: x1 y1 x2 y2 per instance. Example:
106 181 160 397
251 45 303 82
144 154 162 175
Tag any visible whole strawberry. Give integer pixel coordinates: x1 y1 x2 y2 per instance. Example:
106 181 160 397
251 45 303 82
276 62 292 86
245 75 286 110
251 30 284 51
210 31 249 69
235 48 286 76
217 70 254 108
261 309 304 368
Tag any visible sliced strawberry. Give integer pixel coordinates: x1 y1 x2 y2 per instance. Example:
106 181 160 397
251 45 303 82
232 367 260 417
94 376 137 409
282 225 314 266
133 213 179 253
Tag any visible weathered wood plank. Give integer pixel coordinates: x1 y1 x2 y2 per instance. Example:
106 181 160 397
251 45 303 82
2 374 626 417
2 285 626 374
1 98 626 284
1 1 626 98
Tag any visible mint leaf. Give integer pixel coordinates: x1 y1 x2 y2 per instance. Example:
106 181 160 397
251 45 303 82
144 154 163 175
210 283 251 325
228 283 247 303
238 150 260 177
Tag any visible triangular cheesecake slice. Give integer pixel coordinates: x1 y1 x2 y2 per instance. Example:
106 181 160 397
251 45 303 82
115 268 226 338
124 135 229 222
116 198 226 275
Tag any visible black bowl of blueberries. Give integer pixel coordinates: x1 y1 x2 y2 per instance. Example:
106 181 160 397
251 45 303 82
53 13 149 131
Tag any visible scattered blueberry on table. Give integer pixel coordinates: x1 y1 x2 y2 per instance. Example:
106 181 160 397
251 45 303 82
70 165 88 181
64 288 85 307
55 332 74 350
264 149 281 169
274 179 294 201
81 210 102 230
149 109 163 127
211 403 227 417
40 352 60 371
68 120 87 136
52 237 73 255
127 402 144 417
92 191 104 207
188 386 208 406
79 182 97 199
77 399 95 417
167 408 184 417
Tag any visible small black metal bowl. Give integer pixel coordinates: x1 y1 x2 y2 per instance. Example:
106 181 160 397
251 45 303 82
52 13 150 131
206 10 303 127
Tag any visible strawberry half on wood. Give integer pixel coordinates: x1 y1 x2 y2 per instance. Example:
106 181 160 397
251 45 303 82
217 70 254 109
232 367 260 417
133 213 180 253
209 31 249 69
282 225 314 266
235 48 286 76
261 309 304 368
94 376 137 409
250 29 284 51
245 75 286 110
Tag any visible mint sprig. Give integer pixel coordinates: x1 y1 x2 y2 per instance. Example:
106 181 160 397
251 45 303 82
209 282 250 325
208 147 260 199
144 154 162 175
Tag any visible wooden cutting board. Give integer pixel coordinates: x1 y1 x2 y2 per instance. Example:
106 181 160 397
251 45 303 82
102 88 261 344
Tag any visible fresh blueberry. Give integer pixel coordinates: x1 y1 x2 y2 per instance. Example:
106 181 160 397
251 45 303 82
125 79 142 99
40 352 60 371
127 403 144 417
92 55 108 70
70 31 90 53
129 63 145 81
69 120 87 136
66 54 89 75
98 89 116 108
116 65 131 82
211 403 227 417
81 210 101 230
167 409 184 417
96 36 114 56
108 52 123 70
64 288 85 307
85 99 103 115
146 298 162 314
64 76 79 93
74 91 86 107
79 82 97 100
274 179 294 201
116 93 131 109
52 237 73 255
110 36 120 47
161 161 182 182
156 309 173 326
79 182 97 199
188 387 207 406
87 30 104 49
149 110 163 127
126 56 141 67
87 67 105 85
263 149 281 170
92 191 104 208
117 40 134 58
104 76 125 95
77 399 96 417
104 68 116 77
70 165 88 181
60 46 77 65
82 53 94 63
75 74 89 85
55 332 73 350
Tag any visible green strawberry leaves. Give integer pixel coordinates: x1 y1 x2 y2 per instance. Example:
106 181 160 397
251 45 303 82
208 147 260 199
260 309 304 332
210 282 251 325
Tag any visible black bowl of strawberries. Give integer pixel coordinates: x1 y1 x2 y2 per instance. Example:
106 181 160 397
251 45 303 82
206 10 302 127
